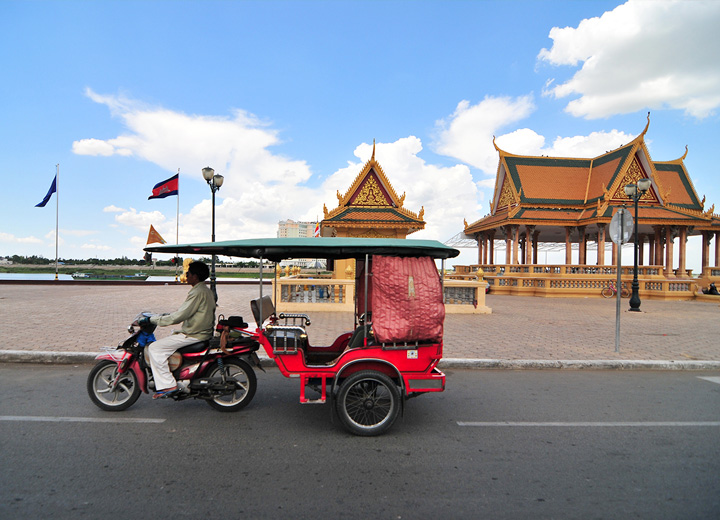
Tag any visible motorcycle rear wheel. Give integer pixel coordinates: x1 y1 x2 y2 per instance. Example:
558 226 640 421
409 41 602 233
87 360 141 411
206 358 257 412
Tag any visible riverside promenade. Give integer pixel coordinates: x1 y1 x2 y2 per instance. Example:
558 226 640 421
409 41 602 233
1 283 719 368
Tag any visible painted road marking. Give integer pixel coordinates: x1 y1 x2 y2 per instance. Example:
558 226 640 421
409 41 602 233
0 415 165 424
457 421 720 427
698 376 720 385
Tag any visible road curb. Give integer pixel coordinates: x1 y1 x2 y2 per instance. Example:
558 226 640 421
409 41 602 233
1 350 719 370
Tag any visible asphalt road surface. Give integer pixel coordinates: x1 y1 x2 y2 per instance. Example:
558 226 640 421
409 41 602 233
1 364 719 519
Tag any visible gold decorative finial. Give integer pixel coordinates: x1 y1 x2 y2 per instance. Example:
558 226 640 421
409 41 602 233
681 145 688 161
371 139 376 161
641 112 650 136
323 203 329 218
463 218 468 229
418 206 425 220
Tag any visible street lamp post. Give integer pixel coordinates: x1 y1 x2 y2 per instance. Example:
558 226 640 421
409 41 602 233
202 166 224 301
624 178 652 312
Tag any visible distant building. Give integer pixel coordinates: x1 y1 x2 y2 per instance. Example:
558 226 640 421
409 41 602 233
277 219 318 238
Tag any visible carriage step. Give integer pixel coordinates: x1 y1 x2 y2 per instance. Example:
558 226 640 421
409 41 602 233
300 398 326 405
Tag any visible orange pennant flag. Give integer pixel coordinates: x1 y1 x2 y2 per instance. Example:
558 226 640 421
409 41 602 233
146 225 167 245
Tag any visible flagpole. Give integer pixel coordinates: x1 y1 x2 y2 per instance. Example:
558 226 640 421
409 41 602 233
55 164 59 281
175 168 180 282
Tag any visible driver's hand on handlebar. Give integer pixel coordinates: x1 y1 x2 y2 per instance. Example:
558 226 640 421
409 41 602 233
138 317 152 327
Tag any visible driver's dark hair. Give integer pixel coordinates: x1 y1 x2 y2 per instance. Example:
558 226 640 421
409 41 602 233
188 260 210 281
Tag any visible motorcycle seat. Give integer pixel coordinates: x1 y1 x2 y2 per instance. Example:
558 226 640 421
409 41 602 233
177 340 210 354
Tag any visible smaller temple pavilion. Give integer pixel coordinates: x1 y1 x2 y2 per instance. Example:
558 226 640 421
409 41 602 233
321 141 425 240
461 116 720 299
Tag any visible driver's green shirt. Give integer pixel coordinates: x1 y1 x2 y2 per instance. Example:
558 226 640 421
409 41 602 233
150 281 216 340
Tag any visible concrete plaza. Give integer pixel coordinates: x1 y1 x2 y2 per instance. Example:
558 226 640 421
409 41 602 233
0 283 718 367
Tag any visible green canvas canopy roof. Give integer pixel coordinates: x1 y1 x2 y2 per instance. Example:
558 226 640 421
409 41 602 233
145 237 460 262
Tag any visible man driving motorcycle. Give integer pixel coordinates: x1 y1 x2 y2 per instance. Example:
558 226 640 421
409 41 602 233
141 260 216 399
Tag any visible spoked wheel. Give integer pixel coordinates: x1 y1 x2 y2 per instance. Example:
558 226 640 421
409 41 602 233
620 287 630 298
336 370 401 436
206 358 257 412
87 360 141 411
601 287 614 298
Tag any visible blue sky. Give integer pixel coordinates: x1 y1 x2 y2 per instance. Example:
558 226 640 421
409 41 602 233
2 0 719 270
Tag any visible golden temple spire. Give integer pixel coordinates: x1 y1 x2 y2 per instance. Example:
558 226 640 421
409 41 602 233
640 112 650 137
371 139 376 161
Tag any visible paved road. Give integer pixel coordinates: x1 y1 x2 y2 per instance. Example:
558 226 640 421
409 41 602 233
2 364 718 519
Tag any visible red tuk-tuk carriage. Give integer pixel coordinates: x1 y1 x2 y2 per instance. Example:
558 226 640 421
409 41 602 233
146 237 459 435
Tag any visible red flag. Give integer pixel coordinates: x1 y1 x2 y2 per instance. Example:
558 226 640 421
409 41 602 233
148 174 178 199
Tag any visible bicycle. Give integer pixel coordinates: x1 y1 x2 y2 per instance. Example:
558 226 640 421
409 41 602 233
601 282 630 298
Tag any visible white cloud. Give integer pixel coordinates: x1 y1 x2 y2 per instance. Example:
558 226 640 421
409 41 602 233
433 95 536 175
103 205 126 213
81 243 112 251
0 232 42 244
538 0 720 119
114 208 166 230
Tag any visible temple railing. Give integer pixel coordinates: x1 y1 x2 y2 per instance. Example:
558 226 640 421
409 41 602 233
272 276 491 314
452 263 717 300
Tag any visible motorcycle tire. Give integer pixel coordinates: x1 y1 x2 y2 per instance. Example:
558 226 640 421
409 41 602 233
336 370 401 436
206 358 257 412
87 360 141 411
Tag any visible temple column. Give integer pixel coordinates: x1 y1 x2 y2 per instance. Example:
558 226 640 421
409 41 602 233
488 230 495 265
612 240 618 266
654 226 664 271
665 226 675 277
647 234 655 265
597 224 606 266
525 225 535 265
477 234 483 265
532 230 540 265
520 234 526 265
701 231 711 272
578 226 587 265
513 225 520 264
565 227 573 265
677 227 687 277
505 226 512 265
715 232 720 267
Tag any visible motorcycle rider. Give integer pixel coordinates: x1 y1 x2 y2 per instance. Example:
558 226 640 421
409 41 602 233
142 260 216 399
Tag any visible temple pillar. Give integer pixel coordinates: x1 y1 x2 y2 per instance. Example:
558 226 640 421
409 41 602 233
677 227 687 277
611 240 618 266
716 232 720 267
477 234 483 265
488 230 495 265
505 227 512 265
513 225 520 264
525 226 535 265
597 224 606 266
565 227 573 265
520 234 526 265
654 226 664 271
532 230 540 265
647 235 655 265
638 234 645 266
701 231 711 272
665 226 675 277
578 226 587 265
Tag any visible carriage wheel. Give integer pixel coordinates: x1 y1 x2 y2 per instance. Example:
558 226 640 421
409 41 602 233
336 370 400 436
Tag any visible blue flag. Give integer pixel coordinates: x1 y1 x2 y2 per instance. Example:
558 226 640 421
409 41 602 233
36 175 57 207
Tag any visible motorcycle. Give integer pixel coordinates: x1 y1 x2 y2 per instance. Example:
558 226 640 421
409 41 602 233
87 312 262 412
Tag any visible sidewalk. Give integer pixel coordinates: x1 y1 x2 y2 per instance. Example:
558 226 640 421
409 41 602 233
1 283 719 369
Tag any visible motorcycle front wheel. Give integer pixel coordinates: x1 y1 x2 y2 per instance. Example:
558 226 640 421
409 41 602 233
206 358 257 412
87 360 141 411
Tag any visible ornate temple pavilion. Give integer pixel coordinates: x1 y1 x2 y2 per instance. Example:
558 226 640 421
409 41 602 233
461 117 720 298
321 142 425 239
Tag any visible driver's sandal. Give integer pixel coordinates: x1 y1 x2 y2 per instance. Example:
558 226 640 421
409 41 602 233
153 387 179 400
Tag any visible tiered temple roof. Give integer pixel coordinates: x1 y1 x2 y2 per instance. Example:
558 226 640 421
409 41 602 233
322 142 425 238
464 115 719 242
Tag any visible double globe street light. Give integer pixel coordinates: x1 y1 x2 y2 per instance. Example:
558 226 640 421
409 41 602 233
202 166 224 301
624 178 652 312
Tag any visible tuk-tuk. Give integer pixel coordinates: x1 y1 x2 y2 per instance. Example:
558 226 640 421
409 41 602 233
146 237 459 435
